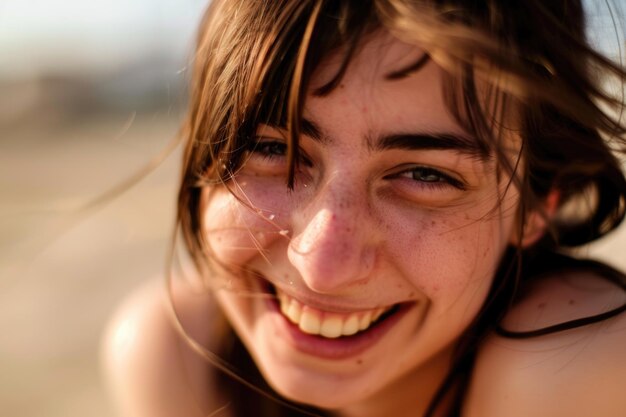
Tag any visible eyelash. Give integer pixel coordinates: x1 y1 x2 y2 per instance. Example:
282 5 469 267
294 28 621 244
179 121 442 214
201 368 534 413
249 139 315 169
249 139 288 161
391 166 465 191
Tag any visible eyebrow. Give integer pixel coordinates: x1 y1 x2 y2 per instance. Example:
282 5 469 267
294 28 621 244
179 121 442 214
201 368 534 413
299 118 490 159
371 132 490 159
300 118 325 143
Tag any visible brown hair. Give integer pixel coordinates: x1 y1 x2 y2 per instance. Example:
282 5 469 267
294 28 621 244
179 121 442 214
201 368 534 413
174 0 626 415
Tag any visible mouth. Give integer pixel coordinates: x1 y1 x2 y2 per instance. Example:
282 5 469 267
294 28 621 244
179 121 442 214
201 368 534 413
274 287 400 339
252 275 413 360
245 268 416 359
260 281 411 359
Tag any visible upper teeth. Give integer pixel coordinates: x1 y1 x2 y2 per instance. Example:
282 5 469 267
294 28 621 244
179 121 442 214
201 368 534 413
276 290 392 338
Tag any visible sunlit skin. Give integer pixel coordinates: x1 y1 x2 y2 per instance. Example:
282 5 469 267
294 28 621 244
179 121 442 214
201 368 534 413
201 32 523 416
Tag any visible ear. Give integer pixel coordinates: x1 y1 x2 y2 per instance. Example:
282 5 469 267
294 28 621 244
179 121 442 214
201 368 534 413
510 189 560 248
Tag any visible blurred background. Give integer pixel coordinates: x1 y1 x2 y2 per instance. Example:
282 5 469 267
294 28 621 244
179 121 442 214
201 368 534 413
0 1 205 416
0 1 624 416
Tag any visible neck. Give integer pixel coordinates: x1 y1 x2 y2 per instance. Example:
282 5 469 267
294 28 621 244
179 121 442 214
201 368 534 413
335 346 455 417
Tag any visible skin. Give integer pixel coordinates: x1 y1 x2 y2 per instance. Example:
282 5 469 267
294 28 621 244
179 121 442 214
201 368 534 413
101 32 626 417
465 271 626 417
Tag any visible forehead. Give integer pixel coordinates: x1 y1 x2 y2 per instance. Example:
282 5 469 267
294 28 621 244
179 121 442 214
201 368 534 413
307 32 468 138
312 31 428 84
304 31 520 160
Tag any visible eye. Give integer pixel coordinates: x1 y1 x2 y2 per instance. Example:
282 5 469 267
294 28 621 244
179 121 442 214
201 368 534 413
248 137 314 169
249 139 288 161
392 165 465 190
401 167 444 183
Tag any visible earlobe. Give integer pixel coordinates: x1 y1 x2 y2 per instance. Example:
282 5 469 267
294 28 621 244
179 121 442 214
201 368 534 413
511 190 560 248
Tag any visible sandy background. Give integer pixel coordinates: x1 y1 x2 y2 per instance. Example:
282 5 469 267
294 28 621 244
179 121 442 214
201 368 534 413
0 107 184 417
1 1 203 415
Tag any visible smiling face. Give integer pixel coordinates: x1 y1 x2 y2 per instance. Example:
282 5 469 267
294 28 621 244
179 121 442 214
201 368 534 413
201 32 521 412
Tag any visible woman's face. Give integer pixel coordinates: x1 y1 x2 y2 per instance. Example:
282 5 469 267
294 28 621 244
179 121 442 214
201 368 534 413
202 33 520 410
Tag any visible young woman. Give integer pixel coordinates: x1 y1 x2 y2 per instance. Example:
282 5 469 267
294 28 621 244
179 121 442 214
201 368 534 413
103 1 626 416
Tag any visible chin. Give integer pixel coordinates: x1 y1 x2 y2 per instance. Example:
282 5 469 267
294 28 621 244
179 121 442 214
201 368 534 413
257 360 375 411
270 381 359 410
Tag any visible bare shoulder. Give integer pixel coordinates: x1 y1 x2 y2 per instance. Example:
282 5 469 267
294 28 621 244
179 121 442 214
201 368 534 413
101 278 230 417
464 268 626 417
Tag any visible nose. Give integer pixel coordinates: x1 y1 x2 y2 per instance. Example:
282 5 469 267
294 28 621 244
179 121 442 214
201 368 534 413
287 182 377 293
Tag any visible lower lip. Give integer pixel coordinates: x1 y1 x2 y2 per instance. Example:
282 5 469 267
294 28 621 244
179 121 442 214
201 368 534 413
265 298 413 360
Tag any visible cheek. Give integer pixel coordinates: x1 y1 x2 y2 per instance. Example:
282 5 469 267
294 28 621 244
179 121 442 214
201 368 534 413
202 181 292 267
387 209 513 305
